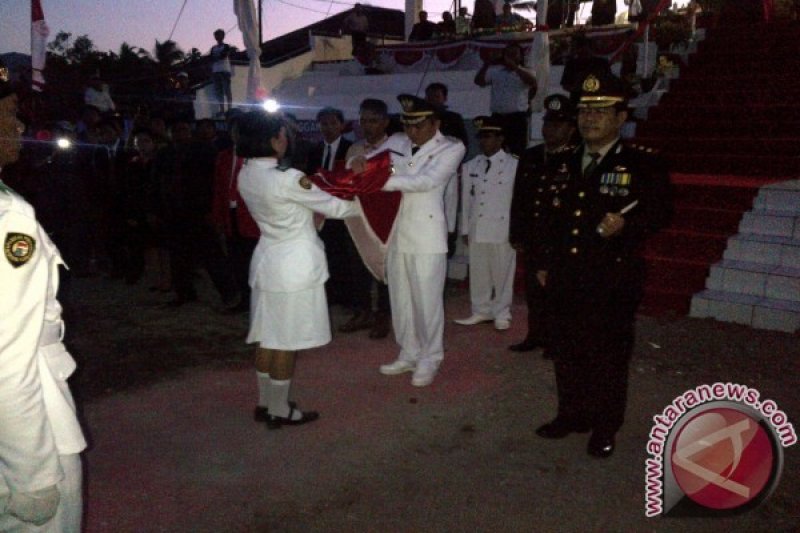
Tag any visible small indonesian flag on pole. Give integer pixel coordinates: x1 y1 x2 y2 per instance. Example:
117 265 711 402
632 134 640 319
31 0 49 92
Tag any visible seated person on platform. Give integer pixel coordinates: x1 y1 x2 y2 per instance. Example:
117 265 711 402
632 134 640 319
496 1 528 29
409 11 438 41
438 11 457 38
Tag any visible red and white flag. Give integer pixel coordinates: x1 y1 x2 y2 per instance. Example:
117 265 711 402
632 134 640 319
31 0 49 92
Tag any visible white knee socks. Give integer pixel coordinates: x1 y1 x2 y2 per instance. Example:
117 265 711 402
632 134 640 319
256 372 270 408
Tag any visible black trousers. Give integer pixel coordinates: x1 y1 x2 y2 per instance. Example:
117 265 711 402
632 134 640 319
346 230 374 313
168 220 238 304
319 219 356 307
552 321 634 435
547 261 643 435
522 253 548 343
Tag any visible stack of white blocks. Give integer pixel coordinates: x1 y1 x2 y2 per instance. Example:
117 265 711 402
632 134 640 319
690 179 800 333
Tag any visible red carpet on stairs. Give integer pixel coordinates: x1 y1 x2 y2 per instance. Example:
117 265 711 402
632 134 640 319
635 18 799 315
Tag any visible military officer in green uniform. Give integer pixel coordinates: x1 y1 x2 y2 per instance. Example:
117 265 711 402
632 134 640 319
508 94 578 353
535 71 672 458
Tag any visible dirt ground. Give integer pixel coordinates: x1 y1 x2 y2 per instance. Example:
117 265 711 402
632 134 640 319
63 274 799 532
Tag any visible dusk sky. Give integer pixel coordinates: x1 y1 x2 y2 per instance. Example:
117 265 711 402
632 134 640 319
0 0 464 56
0 1 673 57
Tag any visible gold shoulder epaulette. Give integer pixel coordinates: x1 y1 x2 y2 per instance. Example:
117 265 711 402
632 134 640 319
554 144 575 154
628 142 657 154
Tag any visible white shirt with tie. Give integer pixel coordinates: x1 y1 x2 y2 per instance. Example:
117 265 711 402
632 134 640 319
321 137 343 171
460 149 518 322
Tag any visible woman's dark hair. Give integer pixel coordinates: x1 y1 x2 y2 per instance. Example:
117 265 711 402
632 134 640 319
236 111 284 158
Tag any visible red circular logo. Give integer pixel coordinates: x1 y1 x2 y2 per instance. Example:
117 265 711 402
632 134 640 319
671 407 774 510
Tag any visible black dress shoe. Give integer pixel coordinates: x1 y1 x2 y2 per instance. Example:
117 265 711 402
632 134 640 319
253 402 296 422
508 338 544 352
338 312 375 333
535 418 591 439
266 407 320 429
587 432 616 458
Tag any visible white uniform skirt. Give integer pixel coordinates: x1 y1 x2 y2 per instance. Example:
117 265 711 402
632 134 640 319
246 285 331 350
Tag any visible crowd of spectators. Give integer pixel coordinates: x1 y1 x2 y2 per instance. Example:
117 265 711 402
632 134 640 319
4 103 247 314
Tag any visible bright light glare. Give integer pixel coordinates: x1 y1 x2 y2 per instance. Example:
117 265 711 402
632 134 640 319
262 99 280 113
56 138 72 149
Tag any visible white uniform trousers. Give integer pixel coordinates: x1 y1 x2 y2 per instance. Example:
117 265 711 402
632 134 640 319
387 248 447 368
0 453 82 533
468 241 516 321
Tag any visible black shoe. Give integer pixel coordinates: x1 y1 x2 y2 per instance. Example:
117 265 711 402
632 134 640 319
339 311 375 333
253 402 296 423
162 294 197 308
535 418 591 439
508 338 545 352
266 407 319 429
587 432 616 458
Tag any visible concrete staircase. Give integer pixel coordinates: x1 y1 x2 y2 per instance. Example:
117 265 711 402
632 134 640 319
690 179 800 333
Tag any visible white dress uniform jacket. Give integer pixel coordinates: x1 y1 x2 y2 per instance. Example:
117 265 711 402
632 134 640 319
461 149 518 243
380 131 466 253
0 183 86 529
238 158 359 349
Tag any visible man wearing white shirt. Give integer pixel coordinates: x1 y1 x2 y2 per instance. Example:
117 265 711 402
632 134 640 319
455 116 518 331
355 95 465 387
83 75 115 113
474 43 537 156
210 29 233 115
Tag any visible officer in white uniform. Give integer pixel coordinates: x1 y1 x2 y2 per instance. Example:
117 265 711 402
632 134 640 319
358 95 465 387
454 116 518 330
0 69 87 533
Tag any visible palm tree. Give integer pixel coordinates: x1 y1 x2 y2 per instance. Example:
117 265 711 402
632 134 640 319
118 42 150 64
152 39 185 89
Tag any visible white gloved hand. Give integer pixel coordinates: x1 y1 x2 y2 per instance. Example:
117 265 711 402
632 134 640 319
7 485 60 526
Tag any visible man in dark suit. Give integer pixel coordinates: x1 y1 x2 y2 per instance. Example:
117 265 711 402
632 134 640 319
508 94 577 353
536 71 672 458
307 108 355 312
156 118 239 308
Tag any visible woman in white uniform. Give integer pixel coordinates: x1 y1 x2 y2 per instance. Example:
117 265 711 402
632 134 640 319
237 111 359 428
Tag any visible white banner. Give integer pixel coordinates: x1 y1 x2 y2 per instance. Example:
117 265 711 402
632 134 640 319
234 0 265 101
31 0 49 92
